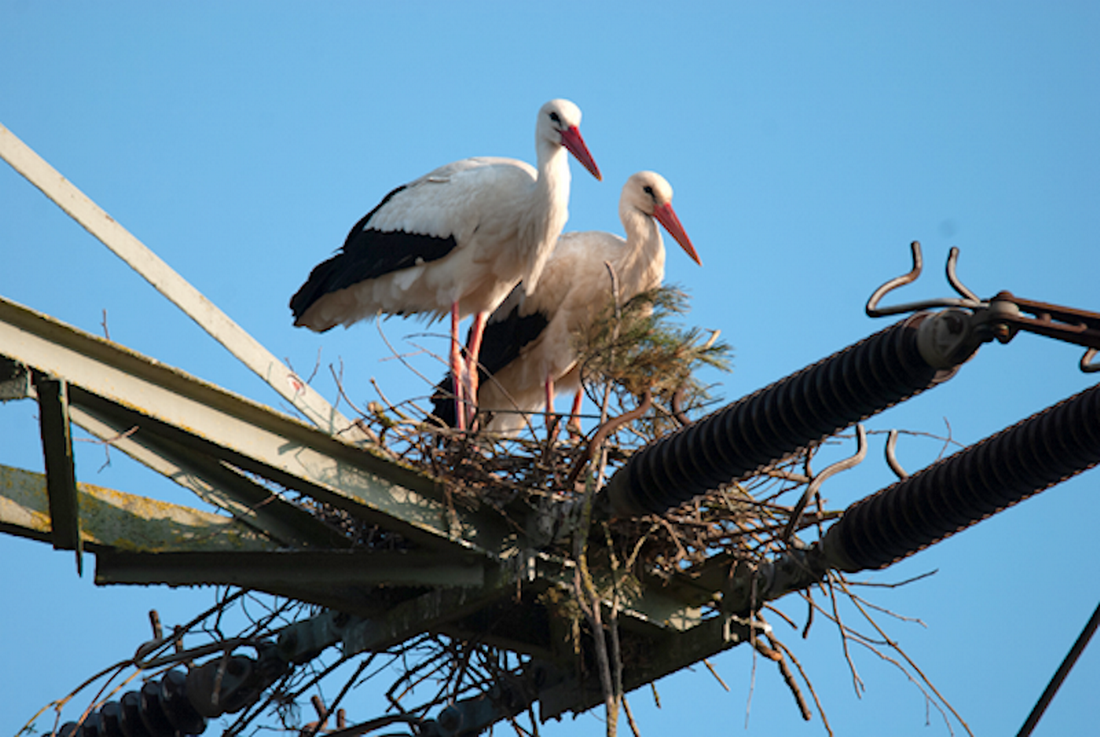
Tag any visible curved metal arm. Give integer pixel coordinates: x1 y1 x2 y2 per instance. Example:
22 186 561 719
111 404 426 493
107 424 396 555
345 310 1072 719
781 424 867 543
866 241 985 317
885 429 909 480
1082 348 1100 374
945 246 982 303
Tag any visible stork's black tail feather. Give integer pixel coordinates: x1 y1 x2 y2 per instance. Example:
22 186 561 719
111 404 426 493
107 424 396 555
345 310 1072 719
429 373 460 427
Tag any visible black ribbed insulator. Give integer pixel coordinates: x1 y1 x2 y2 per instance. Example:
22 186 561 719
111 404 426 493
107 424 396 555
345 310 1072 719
138 680 176 736
185 655 260 717
119 691 152 737
55 653 277 737
606 313 965 516
160 670 206 734
824 382 1100 572
97 702 122 737
57 722 99 737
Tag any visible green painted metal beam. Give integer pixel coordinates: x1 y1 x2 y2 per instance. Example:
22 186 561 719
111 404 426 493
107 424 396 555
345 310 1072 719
94 549 486 589
0 464 277 553
0 122 364 440
538 612 757 721
66 401 350 549
0 295 518 556
31 374 82 574
342 582 522 656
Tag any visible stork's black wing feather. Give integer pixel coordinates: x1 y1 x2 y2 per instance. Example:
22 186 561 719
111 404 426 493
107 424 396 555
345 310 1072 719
290 185 459 320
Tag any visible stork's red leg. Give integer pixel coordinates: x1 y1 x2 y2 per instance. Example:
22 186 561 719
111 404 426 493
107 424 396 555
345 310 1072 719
567 389 584 435
463 311 488 429
544 374 559 442
450 302 466 431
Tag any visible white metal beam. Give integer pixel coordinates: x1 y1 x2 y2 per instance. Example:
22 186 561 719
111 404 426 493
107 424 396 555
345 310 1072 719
0 122 359 440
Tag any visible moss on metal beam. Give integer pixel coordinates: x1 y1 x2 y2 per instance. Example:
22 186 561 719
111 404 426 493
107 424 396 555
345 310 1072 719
0 464 277 553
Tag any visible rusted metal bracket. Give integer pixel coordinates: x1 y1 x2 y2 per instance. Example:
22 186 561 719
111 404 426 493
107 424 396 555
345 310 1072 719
867 241 1100 370
983 290 1100 350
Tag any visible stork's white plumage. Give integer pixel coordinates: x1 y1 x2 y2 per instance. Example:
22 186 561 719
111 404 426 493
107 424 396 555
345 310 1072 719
434 171 701 434
290 99 601 428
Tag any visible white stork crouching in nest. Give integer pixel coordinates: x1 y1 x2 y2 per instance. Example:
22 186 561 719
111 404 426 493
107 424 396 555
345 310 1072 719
433 170 701 435
290 99 601 429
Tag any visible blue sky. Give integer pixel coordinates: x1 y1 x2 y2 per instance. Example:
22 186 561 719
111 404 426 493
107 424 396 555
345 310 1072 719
2 3 1098 735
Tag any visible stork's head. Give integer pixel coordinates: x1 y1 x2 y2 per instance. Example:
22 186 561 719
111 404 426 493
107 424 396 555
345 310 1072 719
539 99 601 181
623 171 702 266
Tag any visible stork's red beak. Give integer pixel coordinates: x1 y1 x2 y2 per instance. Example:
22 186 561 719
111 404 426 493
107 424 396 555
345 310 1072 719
559 126 602 181
653 202 701 266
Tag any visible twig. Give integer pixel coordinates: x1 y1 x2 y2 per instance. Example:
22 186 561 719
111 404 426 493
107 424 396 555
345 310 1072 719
72 424 139 472
621 694 641 737
824 575 864 696
834 575 973 736
769 636 834 736
702 659 729 692
754 628 811 722
761 603 798 631
566 391 652 488
842 569 938 589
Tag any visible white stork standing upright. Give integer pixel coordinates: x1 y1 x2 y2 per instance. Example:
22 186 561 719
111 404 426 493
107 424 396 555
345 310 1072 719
433 171 701 434
290 99 601 429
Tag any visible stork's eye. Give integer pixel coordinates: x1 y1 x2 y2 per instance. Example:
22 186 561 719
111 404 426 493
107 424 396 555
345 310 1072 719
643 185 655 196
549 111 561 124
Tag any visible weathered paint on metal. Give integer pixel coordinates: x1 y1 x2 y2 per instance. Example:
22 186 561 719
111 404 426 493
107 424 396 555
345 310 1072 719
342 584 513 656
68 402 351 549
0 295 516 555
0 464 277 553
31 375 81 562
0 358 30 400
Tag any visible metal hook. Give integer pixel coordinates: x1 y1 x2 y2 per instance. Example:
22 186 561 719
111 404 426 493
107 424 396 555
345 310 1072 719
1082 348 1100 374
782 424 867 543
885 429 909 480
866 241 986 317
945 246 981 303
866 241 923 317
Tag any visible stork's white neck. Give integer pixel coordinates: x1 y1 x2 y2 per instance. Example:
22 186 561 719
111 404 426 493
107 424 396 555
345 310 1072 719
519 138 572 291
534 136 572 209
614 205 667 295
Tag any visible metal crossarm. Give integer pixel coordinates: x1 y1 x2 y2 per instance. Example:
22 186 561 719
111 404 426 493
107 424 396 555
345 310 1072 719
0 295 517 556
